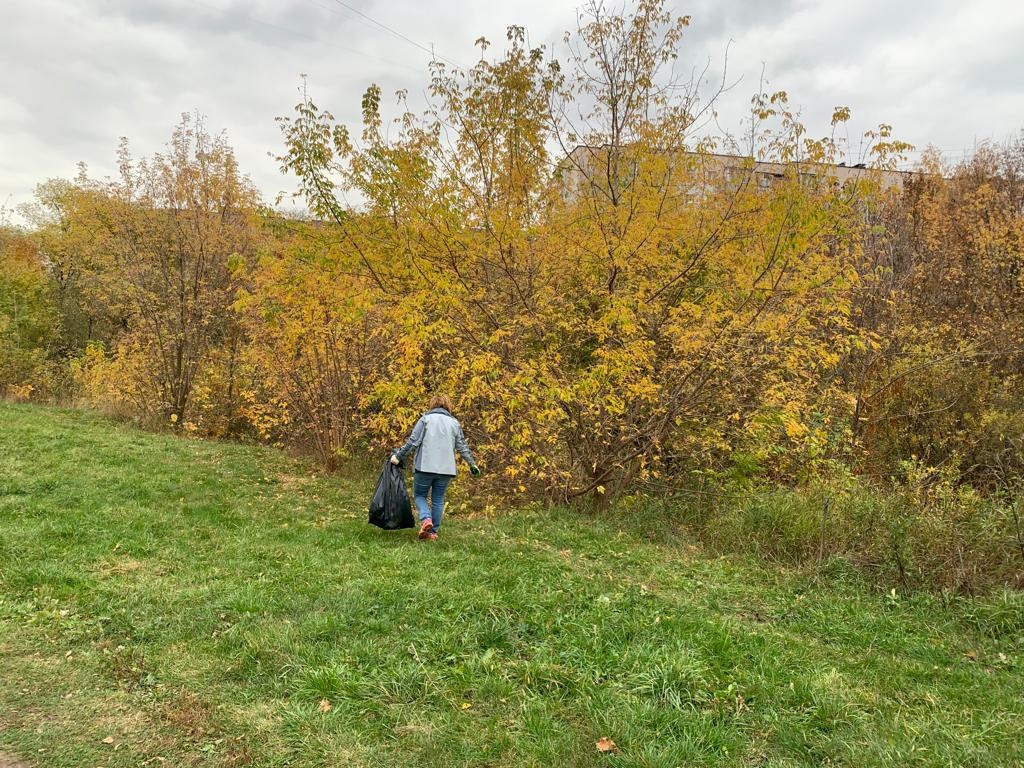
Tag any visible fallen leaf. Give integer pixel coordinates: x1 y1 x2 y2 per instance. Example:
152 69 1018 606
318 699 332 712
102 736 115 745
460 702 472 710
964 650 978 661
595 736 618 753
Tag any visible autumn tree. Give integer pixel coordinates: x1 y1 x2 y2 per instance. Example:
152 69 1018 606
234 217 390 466
271 0 904 503
20 178 128 357
62 115 263 426
0 220 59 397
269 27 559 468
850 137 1024 488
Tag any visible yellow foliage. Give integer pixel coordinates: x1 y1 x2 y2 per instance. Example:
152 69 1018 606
261 3 881 501
70 340 154 419
19 1 958 503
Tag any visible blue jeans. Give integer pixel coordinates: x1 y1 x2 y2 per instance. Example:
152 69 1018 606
413 471 453 533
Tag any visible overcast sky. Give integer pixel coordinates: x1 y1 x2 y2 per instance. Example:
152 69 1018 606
3 0 1023 217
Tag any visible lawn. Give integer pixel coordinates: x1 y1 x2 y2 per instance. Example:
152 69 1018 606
0 403 1022 767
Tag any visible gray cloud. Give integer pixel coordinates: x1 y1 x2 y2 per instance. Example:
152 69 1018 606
2 0 1022 218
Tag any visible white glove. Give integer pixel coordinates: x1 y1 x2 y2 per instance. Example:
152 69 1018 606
390 454 400 465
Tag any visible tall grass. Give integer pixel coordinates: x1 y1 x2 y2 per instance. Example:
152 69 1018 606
674 463 1024 593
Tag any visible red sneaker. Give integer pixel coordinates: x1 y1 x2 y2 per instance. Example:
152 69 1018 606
418 519 434 539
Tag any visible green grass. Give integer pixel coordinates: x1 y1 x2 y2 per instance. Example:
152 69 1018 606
1 403 1022 767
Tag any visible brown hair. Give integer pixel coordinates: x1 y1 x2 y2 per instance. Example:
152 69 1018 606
428 394 454 413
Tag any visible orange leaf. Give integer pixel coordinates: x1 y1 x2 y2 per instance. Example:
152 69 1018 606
595 736 618 753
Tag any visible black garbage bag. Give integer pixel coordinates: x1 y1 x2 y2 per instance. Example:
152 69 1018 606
368 460 414 530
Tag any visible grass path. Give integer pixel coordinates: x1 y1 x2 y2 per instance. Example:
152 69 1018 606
0 403 1022 766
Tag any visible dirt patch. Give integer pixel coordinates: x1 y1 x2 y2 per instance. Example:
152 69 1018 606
161 689 216 740
0 753 29 768
97 558 145 577
275 473 307 490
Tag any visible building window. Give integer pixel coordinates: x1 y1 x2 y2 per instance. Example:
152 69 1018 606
799 172 820 190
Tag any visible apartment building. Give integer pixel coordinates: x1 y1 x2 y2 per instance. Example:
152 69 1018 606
558 145 913 201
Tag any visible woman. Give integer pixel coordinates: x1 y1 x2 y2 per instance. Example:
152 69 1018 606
391 395 480 541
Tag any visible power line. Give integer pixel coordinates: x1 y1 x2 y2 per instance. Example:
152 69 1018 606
324 0 464 69
181 0 424 75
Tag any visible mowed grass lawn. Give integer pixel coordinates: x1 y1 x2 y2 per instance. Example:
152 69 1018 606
1 404 1022 767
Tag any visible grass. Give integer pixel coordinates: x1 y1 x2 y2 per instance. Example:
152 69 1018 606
0 402 1022 767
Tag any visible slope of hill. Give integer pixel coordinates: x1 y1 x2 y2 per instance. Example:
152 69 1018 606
1 404 1021 767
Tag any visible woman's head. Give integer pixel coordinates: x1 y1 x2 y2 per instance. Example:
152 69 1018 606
428 394 454 413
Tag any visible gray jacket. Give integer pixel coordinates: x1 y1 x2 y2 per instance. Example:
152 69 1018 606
395 408 476 476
